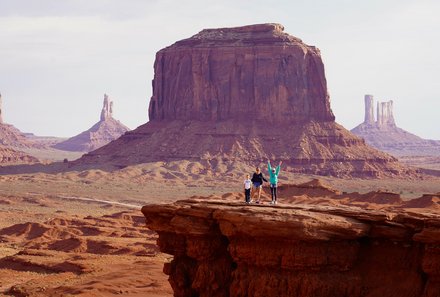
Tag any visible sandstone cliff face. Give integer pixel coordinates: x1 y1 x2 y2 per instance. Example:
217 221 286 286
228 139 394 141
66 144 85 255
149 23 334 124
54 94 130 152
352 95 440 156
143 199 440 297
75 24 411 178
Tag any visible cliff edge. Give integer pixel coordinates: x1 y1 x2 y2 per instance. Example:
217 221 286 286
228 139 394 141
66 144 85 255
143 199 440 297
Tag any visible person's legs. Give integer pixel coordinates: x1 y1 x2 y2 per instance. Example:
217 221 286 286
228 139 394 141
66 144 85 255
257 186 262 201
273 185 277 203
245 189 251 203
270 185 275 202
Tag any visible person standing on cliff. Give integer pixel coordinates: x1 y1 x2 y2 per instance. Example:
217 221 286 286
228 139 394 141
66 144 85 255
251 167 267 204
268 160 282 205
244 174 252 204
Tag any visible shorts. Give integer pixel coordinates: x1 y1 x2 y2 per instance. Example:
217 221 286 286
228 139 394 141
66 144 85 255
253 182 262 188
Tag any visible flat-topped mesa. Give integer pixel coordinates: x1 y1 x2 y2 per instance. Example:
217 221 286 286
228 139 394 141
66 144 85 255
364 95 375 124
100 94 114 121
149 23 335 124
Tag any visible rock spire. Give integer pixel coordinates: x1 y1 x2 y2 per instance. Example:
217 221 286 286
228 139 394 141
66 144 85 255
360 94 395 128
376 100 395 128
364 94 374 124
53 94 129 152
100 94 114 121
352 94 440 156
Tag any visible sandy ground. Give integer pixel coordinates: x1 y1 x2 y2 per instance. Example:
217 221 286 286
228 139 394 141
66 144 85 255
0 161 439 296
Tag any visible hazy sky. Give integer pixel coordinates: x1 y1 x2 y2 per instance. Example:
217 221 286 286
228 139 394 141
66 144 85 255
1 0 439 139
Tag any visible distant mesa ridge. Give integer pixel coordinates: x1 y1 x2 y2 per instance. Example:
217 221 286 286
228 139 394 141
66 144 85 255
53 94 130 152
0 92 39 163
75 24 411 177
351 95 440 157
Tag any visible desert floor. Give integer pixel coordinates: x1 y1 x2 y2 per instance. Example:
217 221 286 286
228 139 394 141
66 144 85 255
0 161 439 296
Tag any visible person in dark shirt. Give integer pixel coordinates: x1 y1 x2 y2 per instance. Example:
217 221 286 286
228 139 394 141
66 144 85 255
251 167 267 203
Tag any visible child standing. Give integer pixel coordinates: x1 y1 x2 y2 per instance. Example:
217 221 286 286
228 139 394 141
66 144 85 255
244 174 252 204
268 160 282 205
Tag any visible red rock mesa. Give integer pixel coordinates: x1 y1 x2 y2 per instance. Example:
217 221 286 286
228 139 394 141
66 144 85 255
77 24 410 177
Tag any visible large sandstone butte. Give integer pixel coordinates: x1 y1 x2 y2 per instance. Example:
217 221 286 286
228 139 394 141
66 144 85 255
54 94 130 152
142 199 440 297
352 94 440 157
77 23 409 177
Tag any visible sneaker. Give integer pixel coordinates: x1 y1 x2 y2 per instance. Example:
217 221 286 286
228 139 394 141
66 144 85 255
270 201 274 205
275 201 278 205
255 200 260 204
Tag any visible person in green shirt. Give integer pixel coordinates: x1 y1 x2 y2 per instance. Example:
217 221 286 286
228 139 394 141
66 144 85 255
268 160 282 205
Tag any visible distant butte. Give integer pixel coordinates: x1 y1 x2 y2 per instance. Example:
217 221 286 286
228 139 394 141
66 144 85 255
53 94 130 152
0 93 37 149
0 93 40 163
75 23 412 177
351 95 440 157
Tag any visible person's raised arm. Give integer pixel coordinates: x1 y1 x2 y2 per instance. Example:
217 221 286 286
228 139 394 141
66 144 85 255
267 159 272 172
276 160 282 175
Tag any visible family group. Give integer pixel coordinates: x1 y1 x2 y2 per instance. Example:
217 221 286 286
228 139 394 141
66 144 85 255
243 160 282 205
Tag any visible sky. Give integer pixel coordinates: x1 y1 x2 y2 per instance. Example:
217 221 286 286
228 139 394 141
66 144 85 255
0 0 439 139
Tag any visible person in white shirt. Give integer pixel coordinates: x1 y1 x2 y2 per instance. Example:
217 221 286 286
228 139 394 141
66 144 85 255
243 174 252 204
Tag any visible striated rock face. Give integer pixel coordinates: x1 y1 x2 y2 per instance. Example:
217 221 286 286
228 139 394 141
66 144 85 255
352 95 440 156
149 23 334 124
142 199 440 297
53 94 130 152
76 24 411 177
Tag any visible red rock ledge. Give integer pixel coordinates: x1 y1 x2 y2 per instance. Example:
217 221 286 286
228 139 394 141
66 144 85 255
142 199 440 297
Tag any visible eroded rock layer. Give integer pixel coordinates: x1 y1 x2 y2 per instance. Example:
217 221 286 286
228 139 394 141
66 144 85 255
0 145 38 164
75 24 410 177
142 199 440 297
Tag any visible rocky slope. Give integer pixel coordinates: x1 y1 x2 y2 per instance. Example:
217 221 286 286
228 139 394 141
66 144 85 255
74 23 410 178
352 95 440 156
0 123 36 149
142 198 440 297
53 94 130 152
0 145 38 164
